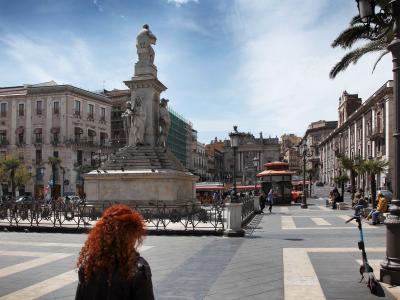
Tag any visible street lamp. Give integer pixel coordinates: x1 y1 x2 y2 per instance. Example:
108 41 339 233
297 140 314 209
253 156 259 192
229 126 240 203
355 0 400 285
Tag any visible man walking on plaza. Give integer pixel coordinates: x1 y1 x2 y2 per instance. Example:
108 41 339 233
267 189 274 213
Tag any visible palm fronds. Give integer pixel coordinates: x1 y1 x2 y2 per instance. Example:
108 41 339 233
330 39 388 79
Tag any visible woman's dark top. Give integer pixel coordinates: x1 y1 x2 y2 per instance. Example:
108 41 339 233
75 256 154 300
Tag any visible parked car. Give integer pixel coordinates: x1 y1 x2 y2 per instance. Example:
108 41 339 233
15 195 35 204
345 184 352 193
315 181 324 187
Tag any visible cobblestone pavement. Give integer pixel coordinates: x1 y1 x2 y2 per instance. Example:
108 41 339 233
0 185 399 300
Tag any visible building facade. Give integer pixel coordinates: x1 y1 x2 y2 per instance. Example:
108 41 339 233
0 82 112 198
205 138 224 181
319 81 394 189
191 138 207 181
301 120 338 179
281 134 302 172
223 132 281 185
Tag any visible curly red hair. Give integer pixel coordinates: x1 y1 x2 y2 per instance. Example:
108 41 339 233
77 204 146 285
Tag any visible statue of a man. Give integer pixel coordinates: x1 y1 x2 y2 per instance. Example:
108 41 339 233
131 97 147 145
136 24 157 65
121 101 134 145
158 98 171 148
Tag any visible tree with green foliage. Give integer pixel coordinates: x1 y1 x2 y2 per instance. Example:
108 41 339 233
337 155 364 200
360 159 389 208
330 0 393 79
0 157 22 197
14 165 31 192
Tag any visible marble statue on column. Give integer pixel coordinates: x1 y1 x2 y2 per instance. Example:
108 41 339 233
158 98 171 148
136 24 157 65
122 97 147 146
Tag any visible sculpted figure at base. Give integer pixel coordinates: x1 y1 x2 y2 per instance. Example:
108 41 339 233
122 101 133 144
158 98 171 148
137 24 157 65
122 97 147 146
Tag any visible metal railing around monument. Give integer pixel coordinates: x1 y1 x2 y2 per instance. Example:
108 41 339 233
241 195 255 225
0 199 226 233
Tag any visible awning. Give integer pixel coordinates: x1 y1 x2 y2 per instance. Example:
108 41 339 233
236 184 262 190
88 129 97 136
257 170 295 177
196 185 225 191
0 130 6 134
50 127 60 134
15 127 24 135
33 128 42 134
74 127 83 134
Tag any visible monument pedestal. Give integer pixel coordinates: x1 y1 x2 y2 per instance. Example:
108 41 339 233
84 146 198 206
85 169 197 205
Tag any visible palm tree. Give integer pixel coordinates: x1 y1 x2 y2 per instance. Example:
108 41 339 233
360 159 389 208
330 0 393 78
47 156 62 199
337 155 364 200
0 158 22 197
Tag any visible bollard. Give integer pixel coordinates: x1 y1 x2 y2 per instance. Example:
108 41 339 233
224 202 244 237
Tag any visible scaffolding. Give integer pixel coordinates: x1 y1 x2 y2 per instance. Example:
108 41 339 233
167 107 191 167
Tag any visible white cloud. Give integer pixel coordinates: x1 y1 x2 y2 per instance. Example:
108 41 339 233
167 0 198 7
202 0 392 141
0 34 122 91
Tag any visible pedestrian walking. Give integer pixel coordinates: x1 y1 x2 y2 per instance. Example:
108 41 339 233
259 192 266 213
75 204 154 300
267 189 274 213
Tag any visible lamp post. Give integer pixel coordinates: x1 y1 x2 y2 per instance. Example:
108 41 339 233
253 156 259 193
297 140 314 209
355 0 400 285
229 126 240 203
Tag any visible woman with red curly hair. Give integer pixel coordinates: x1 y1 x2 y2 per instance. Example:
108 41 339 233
75 204 154 300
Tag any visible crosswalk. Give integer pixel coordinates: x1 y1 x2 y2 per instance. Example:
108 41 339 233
0 241 153 300
278 206 379 230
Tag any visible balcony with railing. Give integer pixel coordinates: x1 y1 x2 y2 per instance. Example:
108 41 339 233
73 110 81 118
87 113 94 121
64 136 112 148
370 126 384 141
0 139 8 148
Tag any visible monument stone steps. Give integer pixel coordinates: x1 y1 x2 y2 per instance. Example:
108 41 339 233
101 145 184 171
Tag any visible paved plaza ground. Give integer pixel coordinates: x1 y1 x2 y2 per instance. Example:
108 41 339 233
0 186 399 299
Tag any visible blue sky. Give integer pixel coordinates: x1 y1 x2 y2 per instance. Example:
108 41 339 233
0 0 393 143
